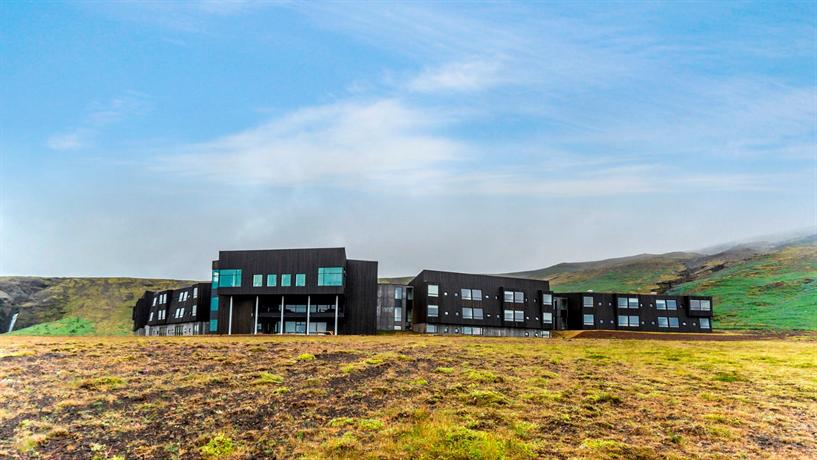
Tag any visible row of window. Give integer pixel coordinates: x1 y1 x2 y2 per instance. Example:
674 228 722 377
214 267 344 289
504 309 525 322
655 299 678 310
178 288 198 302
582 314 711 329
690 299 712 311
152 293 168 306
425 324 482 335
504 291 525 304
460 288 483 301
584 296 710 311
428 306 553 325
428 284 554 305
616 297 640 309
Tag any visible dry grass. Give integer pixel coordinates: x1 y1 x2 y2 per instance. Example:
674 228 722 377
0 334 815 459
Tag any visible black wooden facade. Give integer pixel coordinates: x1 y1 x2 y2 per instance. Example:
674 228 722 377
209 248 378 335
560 292 714 332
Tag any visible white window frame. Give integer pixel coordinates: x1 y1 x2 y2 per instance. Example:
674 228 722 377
542 294 553 305
618 315 629 327
658 316 669 328
473 289 482 301
472 308 484 320
583 314 594 326
461 289 471 300
427 305 439 318
700 318 711 329
504 310 514 321
462 307 473 320
583 296 594 308
542 312 553 324
428 284 439 297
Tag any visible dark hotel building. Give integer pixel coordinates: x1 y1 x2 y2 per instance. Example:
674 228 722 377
132 247 713 336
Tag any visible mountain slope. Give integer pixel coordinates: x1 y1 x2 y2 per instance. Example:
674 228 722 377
0 277 194 335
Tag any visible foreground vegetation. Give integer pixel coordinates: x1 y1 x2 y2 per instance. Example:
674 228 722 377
1 334 815 459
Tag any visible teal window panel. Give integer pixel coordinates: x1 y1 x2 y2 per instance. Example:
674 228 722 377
218 269 242 288
281 274 292 287
209 319 218 332
210 297 219 312
317 267 344 286
252 274 263 287
295 273 306 287
212 270 219 289
267 274 277 287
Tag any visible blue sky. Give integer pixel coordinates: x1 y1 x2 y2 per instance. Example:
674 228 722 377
1 1 815 279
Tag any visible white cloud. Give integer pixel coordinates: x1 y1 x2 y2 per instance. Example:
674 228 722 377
47 93 150 151
408 60 505 93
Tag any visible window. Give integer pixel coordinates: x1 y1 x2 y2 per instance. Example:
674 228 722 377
462 307 473 319
618 315 628 327
583 314 594 326
514 310 524 322
514 292 524 303
667 300 677 310
658 316 669 328
463 326 472 335
148 312 154 322
266 274 277 287
701 300 711 311
318 267 344 286
218 269 242 288
583 296 594 308
394 307 402 323
253 274 263 287
542 294 553 305
210 297 219 312
669 317 679 328
295 274 306 287
617 297 627 308
427 305 439 317
193 287 198 298
656 299 666 310
629 315 639 327
700 318 711 329
690 299 700 310
543 312 553 324
504 291 514 303
473 289 482 301
427 324 437 333
628 298 639 309
178 308 186 318
212 270 219 287
281 274 292 287
395 287 403 300
152 297 157 307
504 310 515 321
461 288 471 300
428 284 439 297
473 308 484 320
192 304 197 316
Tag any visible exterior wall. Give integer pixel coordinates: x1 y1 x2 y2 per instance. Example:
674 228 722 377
409 270 553 336
210 248 378 335
145 322 208 336
165 283 211 327
376 283 412 331
562 292 714 332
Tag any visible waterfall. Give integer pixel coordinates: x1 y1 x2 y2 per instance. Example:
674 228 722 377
7 313 18 333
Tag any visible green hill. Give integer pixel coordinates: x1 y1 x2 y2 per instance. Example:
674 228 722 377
0 277 194 335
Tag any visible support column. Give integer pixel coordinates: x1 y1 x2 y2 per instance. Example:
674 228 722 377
280 296 285 335
254 296 259 335
334 295 339 336
306 295 311 336
228 296 233 335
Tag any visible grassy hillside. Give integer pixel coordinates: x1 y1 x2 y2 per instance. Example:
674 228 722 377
1 335 815 458
668 245 817 330
0 277 193 336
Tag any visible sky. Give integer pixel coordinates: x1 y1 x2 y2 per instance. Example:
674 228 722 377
1 1 815 280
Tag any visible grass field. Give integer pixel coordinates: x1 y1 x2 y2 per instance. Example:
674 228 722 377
1 334 815 459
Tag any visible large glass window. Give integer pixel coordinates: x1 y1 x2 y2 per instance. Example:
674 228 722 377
295 274 306 287
583 314 594 326
514 292 524 303
701 300 711 311
617 297 627 308
618 315 629 327
629 316 640 327
473 289 482 301
210 297 219 312
504 291 514 303
667 300 678 310
583 296 594 308
543 312 553 324
656 299 667 310
700 318 711 329
218 269 242 288
628 298 639 309
658 317 669 328
395 287 403 300
542 294 553 305
473 308 484 320
253 274 263 287
209 319 218 332
514 310 524 322
427 305 439 317
690 299 701 310
212 270 219 288
427 324 437 333
461 288 471 300
504 310 514 321
394 307 402 323
669 317 680 328
281 274 292 287
462 307 473 319
428 284 439 297
267 274 277 287
317 267 344 286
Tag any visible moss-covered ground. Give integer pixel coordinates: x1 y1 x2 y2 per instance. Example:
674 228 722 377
1 334 815 459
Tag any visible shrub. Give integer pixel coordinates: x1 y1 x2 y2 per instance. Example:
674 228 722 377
358 419 384 431
77 376 125 391
200 434 236 459
466 370 499 383
464 390 507 406
296 353 315 361
253 372 284 385
434 367 455 374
